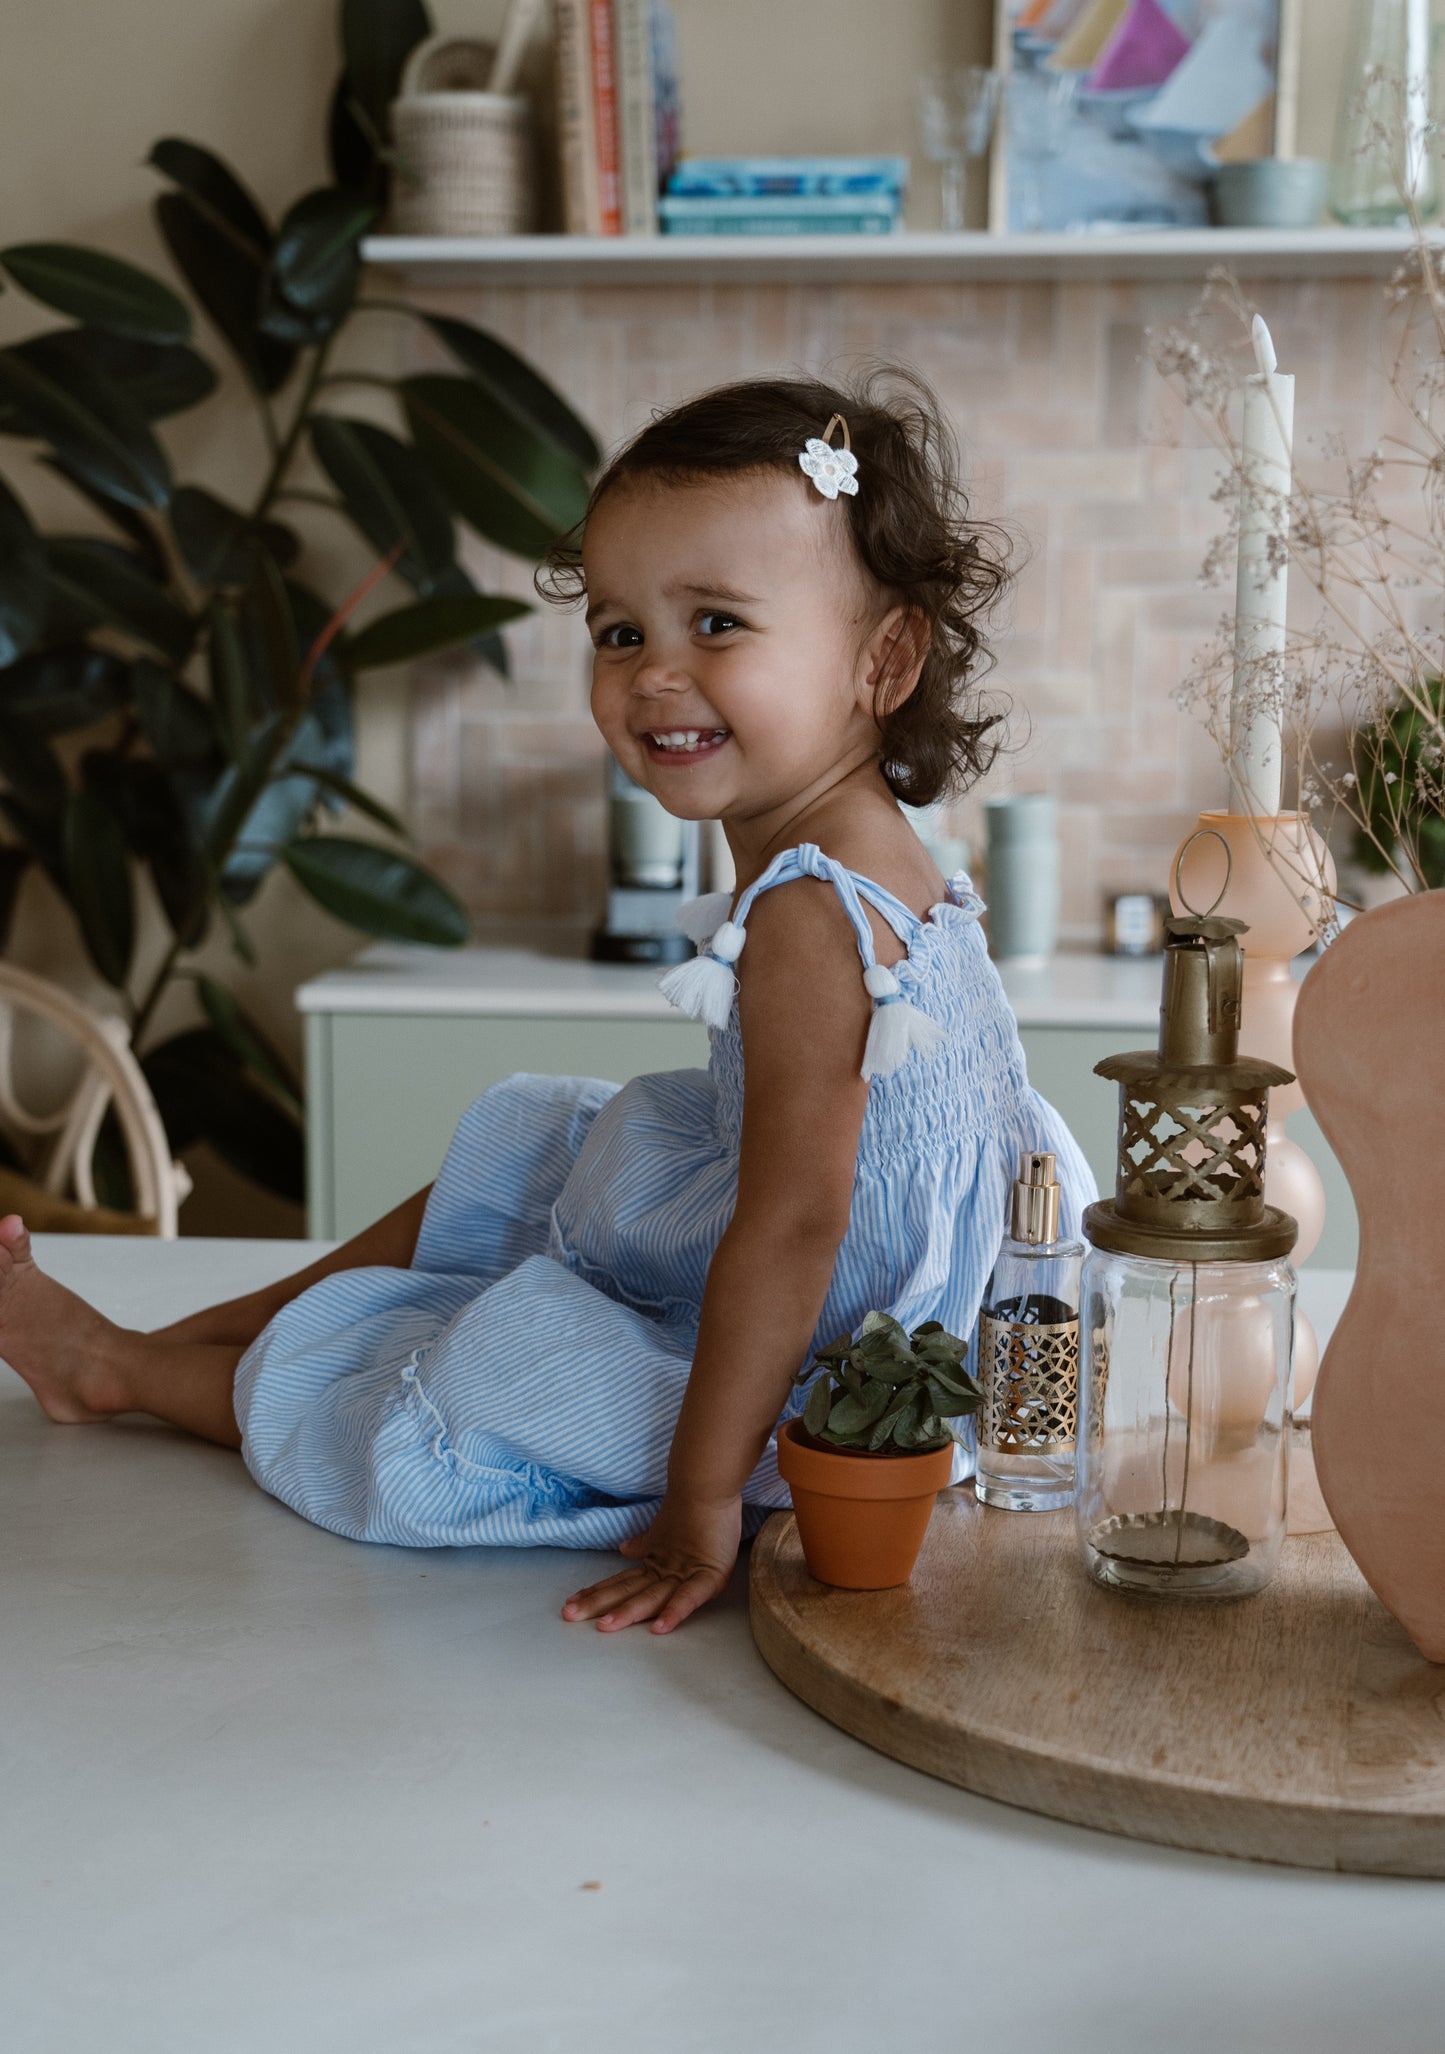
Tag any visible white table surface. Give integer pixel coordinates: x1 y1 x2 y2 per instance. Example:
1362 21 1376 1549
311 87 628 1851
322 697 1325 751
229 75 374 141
296 940 1166 1029
3 1241 1437 2054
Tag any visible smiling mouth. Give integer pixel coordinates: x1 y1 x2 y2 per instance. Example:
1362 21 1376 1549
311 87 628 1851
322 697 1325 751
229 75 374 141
641 728 731 760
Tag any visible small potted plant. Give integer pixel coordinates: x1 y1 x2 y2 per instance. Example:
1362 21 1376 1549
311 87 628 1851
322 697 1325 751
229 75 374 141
776 1312 983 1590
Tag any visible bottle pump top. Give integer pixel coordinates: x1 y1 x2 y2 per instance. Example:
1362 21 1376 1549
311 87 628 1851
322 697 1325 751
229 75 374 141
1011 1151 1062 1245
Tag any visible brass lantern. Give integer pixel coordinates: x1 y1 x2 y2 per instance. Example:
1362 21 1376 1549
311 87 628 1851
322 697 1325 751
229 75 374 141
1075 846 1299 1599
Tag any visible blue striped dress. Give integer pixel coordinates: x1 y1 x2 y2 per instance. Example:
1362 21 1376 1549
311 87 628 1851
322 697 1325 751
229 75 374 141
235 845 1095 1548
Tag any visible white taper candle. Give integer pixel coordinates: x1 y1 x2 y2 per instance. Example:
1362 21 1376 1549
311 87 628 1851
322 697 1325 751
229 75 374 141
1230 314 1294 817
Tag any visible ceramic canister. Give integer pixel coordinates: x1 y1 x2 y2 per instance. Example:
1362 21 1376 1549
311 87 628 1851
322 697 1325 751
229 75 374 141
984 794 1059 963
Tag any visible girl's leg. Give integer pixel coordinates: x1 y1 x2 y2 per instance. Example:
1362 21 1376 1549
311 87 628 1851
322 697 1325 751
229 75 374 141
151 1184 434 1350
0 1216 243 1448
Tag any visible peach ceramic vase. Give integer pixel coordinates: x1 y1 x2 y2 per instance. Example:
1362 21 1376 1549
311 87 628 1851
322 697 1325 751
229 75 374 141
1172 814 1335 1529
1293 891 1445 1664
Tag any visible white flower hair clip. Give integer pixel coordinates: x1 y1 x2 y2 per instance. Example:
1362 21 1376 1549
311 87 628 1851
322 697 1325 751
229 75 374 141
798 413 859 501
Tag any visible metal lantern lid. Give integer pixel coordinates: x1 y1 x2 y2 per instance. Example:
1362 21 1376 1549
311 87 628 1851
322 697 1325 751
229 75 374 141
1083 834 1298 1265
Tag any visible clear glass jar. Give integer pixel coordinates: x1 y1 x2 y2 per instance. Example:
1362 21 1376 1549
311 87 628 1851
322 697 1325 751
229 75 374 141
1075 1250 1296 1599
1328 0 1440 226
975 1233 1083 1512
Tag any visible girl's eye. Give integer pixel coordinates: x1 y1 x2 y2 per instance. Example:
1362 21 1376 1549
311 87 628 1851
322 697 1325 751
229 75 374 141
697 613 741 637
597 623 643 649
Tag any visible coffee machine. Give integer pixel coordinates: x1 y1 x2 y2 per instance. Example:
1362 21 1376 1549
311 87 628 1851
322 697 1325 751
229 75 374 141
592 756 701 965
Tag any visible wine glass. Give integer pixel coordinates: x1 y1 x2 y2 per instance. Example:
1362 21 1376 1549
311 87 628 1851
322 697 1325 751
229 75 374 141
916 66 1004 232
1008 66 1081 232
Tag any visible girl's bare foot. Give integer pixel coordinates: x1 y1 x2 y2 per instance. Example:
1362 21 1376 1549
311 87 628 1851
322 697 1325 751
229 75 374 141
0 1215 134 1422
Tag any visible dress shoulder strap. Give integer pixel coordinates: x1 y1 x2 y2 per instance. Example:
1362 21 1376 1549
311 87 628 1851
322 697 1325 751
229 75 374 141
661 842 945 1081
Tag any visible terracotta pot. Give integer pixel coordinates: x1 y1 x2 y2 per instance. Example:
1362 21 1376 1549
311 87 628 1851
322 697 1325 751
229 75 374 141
776 1418 954 1590
1292 891 1445 1663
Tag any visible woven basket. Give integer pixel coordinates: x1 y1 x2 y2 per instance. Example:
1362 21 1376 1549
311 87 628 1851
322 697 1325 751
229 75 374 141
389 35 536 236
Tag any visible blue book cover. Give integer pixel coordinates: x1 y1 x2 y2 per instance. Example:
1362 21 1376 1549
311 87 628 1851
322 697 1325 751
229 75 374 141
666 156 909 199
660 193 901 236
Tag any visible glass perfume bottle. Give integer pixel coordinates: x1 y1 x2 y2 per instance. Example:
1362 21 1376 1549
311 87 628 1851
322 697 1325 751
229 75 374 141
974 1152 1082 1511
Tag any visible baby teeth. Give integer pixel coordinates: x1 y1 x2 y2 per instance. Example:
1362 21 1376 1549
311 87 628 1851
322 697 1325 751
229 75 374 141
650 729 725 751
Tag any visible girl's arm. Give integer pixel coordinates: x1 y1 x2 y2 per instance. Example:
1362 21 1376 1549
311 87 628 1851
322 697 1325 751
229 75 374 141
149 1185 434 1347
563 879 875 1633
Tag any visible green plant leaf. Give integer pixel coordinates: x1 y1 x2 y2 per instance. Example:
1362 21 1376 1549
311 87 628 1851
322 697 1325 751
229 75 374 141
0 345 171 510
171 486 293 589
142 1025 304 1200
269 188 375 321
147 140 272 256
310 414 456 591
131 658 219 767
9 331 218 430
0 644 129 736
38 455 168 573
206 601 252 763
401 374 591 559
421 313 601 469
0 242 191 343
288 763 410 840
153 192 296 398
282 835 468 946
0 715 67 813
346 591 529 670
62 788 134 987
89 750 210 948
45 539 194 665
0 474 48 666
802 1375 832 1436
194 974 301 1112
238 554 298 708
340 0 431 141
328 69 385 197
0 846 29 952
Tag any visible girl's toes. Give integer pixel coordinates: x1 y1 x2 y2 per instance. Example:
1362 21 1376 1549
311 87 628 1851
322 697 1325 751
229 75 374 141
0 1214 31 1264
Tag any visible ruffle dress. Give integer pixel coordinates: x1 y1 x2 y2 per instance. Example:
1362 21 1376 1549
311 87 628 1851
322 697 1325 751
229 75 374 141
234 844 1096 1547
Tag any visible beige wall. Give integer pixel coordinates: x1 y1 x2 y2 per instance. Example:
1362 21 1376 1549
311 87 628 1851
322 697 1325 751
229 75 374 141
2 0 1359 1232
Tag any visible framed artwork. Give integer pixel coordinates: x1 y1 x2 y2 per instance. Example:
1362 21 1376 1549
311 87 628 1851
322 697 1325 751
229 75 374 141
988 0 1303 233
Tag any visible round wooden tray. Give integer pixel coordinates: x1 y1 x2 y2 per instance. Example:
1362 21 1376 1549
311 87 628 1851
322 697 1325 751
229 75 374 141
750 1491 1445 1877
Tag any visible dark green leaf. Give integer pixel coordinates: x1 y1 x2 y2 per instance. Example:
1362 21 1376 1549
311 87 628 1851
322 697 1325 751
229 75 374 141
63 788 134 986
84 748 209 948
0 846 29 952
10 330 217 428
0 792 66 883
0 345 171 511
328 69 387 201
868 1386 919 1451
340 0 431 142
194 974 301 1111
282 835 468 945
153 192 296 398
132 658 218 767
217 893 256 966
0 645 128 736
426 561 515 665
289 764 409 840
239 554 299 708
46 539 194 665
401 374 591 559
90 1109 136 1212
269 188 375 322
142 1025 304 1200
170 486 292 589
422 313 601 468
926 1375 980 1419
206 602 252 763
0 242 191 342
39 456 168 572
0 474 47 665
0 715 67 812
147 140 273 257
803 1374 832 1438
346 591 528 670
310 414 455 591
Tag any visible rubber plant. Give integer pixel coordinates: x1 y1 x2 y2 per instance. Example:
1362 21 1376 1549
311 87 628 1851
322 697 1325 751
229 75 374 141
795 1312 983 1453
0 0 599 1208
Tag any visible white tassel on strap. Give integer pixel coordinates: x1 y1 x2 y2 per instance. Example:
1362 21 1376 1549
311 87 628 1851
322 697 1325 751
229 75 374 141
675 891 734 945
659 919 746 1029
860 964 945 1080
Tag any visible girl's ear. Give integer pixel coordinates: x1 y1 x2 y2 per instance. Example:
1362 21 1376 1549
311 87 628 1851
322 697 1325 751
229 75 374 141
863 605 930 717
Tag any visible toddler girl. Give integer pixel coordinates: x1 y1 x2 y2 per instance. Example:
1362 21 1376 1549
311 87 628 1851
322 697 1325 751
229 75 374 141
0 372 1093 1635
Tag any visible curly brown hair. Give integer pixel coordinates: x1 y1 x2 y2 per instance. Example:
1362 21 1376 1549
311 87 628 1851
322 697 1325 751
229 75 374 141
537 369 1010 806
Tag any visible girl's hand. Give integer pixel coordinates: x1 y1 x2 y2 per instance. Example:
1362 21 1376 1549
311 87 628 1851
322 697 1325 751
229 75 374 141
561 1493 742 1634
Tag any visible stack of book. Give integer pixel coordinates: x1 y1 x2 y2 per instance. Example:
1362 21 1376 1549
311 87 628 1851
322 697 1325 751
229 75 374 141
659 158 909 237
554 0 679 236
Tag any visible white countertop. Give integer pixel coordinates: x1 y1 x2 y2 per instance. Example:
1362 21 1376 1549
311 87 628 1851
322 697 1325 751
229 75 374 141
297 941 1165 1029
5 1239 1429 2054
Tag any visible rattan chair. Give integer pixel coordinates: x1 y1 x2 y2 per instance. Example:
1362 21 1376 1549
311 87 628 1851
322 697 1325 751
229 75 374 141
0 964 190 1237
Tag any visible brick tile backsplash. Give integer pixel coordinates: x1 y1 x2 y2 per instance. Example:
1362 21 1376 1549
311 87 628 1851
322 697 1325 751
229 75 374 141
407 273 1391 946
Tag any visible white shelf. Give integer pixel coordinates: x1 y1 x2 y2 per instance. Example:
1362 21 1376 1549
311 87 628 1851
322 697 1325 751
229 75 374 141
360 226 1432 287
